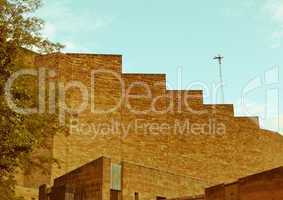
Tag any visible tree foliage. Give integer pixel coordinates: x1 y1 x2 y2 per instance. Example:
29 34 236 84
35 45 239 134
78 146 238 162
0 0 64 199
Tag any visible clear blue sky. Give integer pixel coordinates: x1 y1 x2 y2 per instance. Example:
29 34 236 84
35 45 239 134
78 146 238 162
36 0 283 132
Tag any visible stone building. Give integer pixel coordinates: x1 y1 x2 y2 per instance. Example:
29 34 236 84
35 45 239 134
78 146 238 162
14 50 283 199
38 157 207 200
205 166 283 200
39 160 283 200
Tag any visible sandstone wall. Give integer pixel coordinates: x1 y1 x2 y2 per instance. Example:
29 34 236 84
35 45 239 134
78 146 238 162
168 195 205 200
16 52 283 199
121 161 208 200
40 53 283 184
239 167 283 200
205 167 283 200
48 157 111 200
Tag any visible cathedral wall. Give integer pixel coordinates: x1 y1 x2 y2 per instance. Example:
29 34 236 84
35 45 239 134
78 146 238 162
16 52 283 195
48 53 283 186
121 161 208 200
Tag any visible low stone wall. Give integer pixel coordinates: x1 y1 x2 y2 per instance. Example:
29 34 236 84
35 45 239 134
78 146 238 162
167 195 205 200
205 166 283 200
39 157 111 200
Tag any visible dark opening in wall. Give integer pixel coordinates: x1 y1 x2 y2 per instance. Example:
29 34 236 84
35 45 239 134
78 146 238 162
135 192 139 200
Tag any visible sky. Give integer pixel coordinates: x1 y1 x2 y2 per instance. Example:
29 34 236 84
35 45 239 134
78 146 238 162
35 0 283 133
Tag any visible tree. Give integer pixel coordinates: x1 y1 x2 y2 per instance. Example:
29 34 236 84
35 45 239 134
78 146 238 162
0 0 64 199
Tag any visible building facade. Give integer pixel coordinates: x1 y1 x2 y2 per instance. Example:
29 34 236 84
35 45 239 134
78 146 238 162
39 159 283 200
14 50 283 199
39 157 207 200
205 166 283 200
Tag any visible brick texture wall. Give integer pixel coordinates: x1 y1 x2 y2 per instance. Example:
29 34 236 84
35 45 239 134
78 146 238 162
121 161 208 200
205 167 283 200
40 157 208 200
14 51 283 199
239 167 283 200
167 195 205 200
47 157 111 200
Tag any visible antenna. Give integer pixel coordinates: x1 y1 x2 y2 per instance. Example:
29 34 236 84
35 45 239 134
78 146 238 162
213 54 225 103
